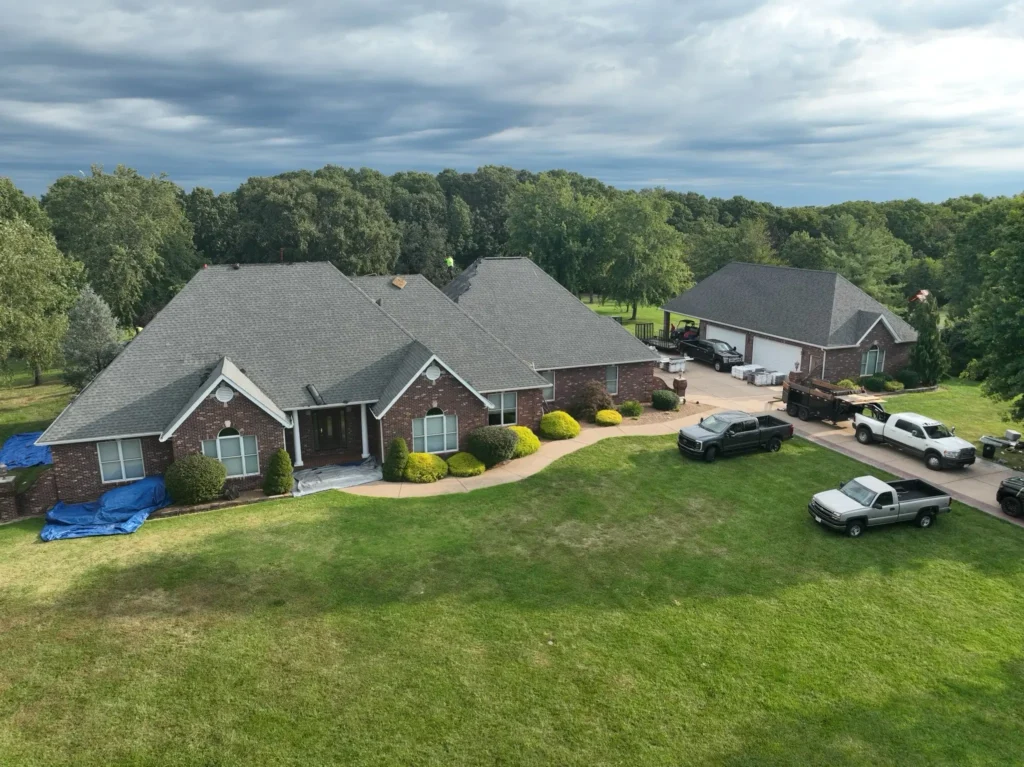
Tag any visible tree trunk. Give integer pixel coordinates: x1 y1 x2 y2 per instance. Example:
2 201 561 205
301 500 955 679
631 302 638 320
33 363 42 386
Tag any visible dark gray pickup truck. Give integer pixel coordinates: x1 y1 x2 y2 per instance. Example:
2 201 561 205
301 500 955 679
678 410 794 462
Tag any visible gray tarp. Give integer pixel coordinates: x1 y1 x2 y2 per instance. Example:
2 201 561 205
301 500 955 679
292 459 382 497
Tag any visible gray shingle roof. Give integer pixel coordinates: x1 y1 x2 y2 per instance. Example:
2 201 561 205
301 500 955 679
369 340 436 419
39 263 417 444
443 258 661 369
660 262 918 348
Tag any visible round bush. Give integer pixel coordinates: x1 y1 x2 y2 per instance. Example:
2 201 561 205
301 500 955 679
618 400 643 418
651 389 680 411
539 410 581 440
467 425 518 467
835 378 859 390
383 437 409 482
165 453 227 505
595 409 622 426
883 379 905 392
895 368 922 389
508 425 540 458
263 448 293 496
860 375 886 393
569 380 614 422
404 453 449 483
447 452 485 477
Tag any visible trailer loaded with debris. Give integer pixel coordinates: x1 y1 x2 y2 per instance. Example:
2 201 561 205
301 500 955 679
782 375 883 423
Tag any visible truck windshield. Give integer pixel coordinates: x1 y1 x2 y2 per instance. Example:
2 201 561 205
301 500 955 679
924 424 952 439
840 481 876 506
699 415 732 434
710 342 736 353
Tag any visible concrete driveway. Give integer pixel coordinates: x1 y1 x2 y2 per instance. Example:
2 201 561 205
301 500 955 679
676 359 1022 527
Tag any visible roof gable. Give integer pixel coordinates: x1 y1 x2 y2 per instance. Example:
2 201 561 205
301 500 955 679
369 342 494 419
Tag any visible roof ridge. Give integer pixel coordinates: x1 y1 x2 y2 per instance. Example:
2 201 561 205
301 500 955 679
728 261 841 277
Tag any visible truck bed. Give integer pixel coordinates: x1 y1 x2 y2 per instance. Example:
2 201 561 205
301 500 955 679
756 414 789 428
889 479 947 502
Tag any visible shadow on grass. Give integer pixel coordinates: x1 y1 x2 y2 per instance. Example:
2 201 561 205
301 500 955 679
4 436 1020 622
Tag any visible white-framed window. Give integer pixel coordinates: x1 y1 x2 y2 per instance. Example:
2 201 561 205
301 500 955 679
605 365 619 395
488 391 518 426
860 345 886 376
202 428 259 478
539 370 555 402
412 408 458 453
97 438 145 483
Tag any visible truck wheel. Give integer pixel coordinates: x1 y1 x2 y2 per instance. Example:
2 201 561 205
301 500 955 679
916 512 935 528
798 407 810 421
766 437 782 453
855 426 873 445
846 520 865 538
786 403 799 417
714 360 722 372
703 446 718 463
925 452 943 471
1000 496 1022 517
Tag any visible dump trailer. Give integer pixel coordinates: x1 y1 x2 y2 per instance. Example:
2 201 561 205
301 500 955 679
782 376 883 423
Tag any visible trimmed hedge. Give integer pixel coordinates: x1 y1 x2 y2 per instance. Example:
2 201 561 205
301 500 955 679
618 400 643 417
508 425 540 458
263 448 293 495
447 452 486 477
835 378 859 390
861 375 886 393
595 409 622 426
569 380 614 422
884 379 905 392
539 410 580 440
383 437 409 482
895 368 922 389
404 453 449 483
467 425 518 467
651 389 680 411
165 454 227 505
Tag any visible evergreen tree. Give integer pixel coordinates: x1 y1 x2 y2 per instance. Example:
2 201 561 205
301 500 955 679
62 286 122 390
908 297 949 385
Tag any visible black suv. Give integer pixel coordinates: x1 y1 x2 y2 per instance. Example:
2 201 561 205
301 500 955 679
680 338 744 372
997 476 1023 517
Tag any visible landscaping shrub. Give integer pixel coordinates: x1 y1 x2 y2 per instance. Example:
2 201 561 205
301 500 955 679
650 376 671 395
539 410 581 440
262 448 293 495
447 452 485 477
835 378 859 390
884 379 905 392
618 400 643 417
895 368 922 389
403 453 448 483
508 425 540 458
165 454 227 505
569 380 614 422
651 389 680 411
467 425 518 467
595 409 622 426
382 437 409 482
860 375 886 393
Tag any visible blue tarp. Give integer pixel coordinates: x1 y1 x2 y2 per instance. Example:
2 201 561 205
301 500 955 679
40 476 170 542
0 432 51 469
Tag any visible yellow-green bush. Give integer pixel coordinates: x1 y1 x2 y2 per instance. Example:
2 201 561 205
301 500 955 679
539 410 580 440
403 452 449 483
447 452 485 477
508 425 541 457
594 409 622 426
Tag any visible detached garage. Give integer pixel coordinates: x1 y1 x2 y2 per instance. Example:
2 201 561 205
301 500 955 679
752 337 802 373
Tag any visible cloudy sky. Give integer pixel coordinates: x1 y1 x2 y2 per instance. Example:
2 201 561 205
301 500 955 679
3 0 1023 204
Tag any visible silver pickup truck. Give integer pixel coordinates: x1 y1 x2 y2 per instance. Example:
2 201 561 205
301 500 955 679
808 475 951 537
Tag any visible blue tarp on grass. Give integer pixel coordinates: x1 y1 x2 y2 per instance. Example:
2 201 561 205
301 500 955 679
40 476 170 542
0 432 51 469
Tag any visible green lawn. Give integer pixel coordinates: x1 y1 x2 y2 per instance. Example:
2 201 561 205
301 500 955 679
1 436 1022 765
887 378 1024 470
0 363 72 492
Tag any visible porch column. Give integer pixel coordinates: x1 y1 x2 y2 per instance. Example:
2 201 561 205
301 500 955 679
291 410 303 467
359 403 370 459
662 310 671 340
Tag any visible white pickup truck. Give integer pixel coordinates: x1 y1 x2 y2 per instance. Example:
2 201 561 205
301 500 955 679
853 408 976 471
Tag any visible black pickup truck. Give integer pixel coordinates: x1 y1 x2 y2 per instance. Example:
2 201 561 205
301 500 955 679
678 411 795 462
679 338 744 372
997 476 1024 517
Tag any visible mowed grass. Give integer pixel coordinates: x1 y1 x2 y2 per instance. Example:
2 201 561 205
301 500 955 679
1 436 1023 766
0 363 72 491
887 378 1024 470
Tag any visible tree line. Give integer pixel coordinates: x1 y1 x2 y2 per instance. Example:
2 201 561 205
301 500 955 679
0 165 1021 418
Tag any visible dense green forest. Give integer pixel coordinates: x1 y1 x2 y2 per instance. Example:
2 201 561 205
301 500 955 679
1 165 1022 416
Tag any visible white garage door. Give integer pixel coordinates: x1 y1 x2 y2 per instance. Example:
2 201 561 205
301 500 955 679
752 337 802 372
704 325 747 357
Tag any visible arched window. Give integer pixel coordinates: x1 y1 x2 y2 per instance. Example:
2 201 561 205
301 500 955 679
412 408 458 453
860 344 885 376
202 427 259 477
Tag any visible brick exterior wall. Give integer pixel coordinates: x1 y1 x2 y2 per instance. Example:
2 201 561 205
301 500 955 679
545 362 655 411
16 468 59 517
0 477 16 522
51 436 173 505
171 386 285 491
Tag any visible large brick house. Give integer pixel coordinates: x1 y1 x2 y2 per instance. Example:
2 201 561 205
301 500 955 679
36 258 658 504
660 262 918 381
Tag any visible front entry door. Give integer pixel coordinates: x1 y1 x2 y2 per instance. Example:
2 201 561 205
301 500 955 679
313 410 344 452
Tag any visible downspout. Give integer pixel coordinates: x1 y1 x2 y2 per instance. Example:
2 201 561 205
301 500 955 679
822 350 828 381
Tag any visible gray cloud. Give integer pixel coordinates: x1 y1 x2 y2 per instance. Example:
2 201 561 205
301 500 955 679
1 0 1023 204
